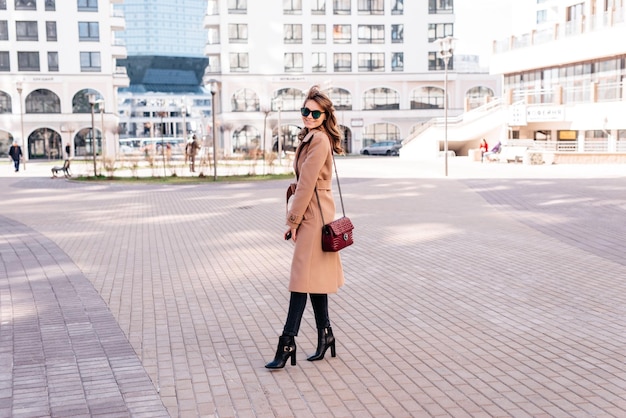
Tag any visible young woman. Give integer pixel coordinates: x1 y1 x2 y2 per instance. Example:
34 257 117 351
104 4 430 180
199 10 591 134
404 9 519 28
266 86 345 369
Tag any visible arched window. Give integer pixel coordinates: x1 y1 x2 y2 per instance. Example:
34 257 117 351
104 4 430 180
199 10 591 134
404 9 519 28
27 128 63 159
326 87 352 110
72 89 103 113
231 88 260 112
232 125 260 153
0 91 12 113
25 89 61 113
74 126 102 157
272 88 305 111
362 123 400 147
272 124 300 152
466 86 495 110
363 87 399 110
411 86 444 109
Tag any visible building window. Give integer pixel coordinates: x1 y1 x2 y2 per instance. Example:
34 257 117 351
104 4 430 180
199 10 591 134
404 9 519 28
391 52 404 72
230 52 249 72
428 23 453 42
326 88 351 110
392 0 403 14
312 0 325 14
312 24 326 43
391 24 403 43
429 0 453 14
45 0 55 11
207 25 220 44
284 24 302 44
428 51 453 70
78 22 99 41
357 25 384 44
363 123 400 146
312 52 326 72
358 52 384 72
0 0 6 10
284 0 302 14
228 0 247 14
273 88 306 111
207 54 221 73
358 0 383 15
411 86 443 109
228 24 248 43
15 0 36 10
333 24 351 44
77 0 98 12
333 53 351 72
284 52 303 73
80 51 100 71
16 21 38 41
0 51 9 71
333 0 350 14
18 51 40 71
231 88 259 112
363 87 400 110
0 91 10 112
46 21 57 41
25 89 61 113
0 21 7 40
48 51 58 71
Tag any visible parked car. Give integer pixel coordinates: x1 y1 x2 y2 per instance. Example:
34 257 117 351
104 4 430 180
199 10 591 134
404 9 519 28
360 141 402 156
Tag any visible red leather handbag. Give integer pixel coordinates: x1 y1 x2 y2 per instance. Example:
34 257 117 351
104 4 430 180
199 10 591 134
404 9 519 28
321 216 354 252
315 155 354 252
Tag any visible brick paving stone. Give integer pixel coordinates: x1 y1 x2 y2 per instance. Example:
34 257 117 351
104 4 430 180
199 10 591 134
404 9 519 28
1 159 626 417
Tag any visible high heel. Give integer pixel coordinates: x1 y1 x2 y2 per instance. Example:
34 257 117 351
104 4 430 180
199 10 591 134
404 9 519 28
307 327 336 361
265 335 296 369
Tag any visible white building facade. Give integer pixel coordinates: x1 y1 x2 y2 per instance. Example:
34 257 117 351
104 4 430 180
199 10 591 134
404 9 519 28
490 0 626 159
202 0 499 156
0 0 129 162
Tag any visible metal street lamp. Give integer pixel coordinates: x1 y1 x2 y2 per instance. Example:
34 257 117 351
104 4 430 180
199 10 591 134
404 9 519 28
16 81 25 152
262 108 271 175
157 111 167 177
97 100 105 158
437 36 456 177
210 82 218 181
275 98 283 165
88 93 97 176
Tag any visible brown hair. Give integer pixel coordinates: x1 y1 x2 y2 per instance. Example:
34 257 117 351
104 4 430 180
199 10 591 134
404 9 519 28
298 86 343 154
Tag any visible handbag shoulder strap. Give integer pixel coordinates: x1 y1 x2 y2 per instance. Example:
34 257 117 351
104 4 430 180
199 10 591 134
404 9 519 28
315 150 346 225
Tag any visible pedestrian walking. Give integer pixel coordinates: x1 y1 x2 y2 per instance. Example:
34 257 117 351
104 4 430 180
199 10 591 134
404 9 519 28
8 141 23 172
265 86 345 369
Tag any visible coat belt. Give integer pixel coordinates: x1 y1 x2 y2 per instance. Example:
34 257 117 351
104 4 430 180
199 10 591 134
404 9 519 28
316 180 332 190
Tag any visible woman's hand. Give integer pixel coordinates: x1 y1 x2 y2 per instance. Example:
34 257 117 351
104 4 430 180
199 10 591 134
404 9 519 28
284 228 297 241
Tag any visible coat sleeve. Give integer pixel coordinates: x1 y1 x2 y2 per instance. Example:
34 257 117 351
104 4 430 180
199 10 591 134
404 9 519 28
286 132 330 228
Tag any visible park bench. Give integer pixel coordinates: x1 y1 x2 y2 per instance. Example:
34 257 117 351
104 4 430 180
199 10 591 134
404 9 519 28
51 160 71 178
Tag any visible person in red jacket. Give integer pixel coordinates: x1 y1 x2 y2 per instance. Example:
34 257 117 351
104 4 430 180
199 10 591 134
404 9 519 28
479 138 489 162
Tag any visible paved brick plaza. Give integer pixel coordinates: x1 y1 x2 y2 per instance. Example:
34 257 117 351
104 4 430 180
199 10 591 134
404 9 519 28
1 158 625 417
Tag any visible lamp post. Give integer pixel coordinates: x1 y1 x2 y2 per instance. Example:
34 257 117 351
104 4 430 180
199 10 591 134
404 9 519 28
158 111 167 177
437 36 455 177
16 81 25 152
97 100 105 158
276 99 282 166
262 108 271 175
210 82 218 181
88 93 97 176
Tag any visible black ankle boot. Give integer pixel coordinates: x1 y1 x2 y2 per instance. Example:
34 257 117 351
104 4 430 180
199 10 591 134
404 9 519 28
307 327 336 361
265 335 296 369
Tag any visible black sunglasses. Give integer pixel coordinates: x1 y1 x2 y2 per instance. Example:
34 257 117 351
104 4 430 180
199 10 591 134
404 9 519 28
300 107 326 119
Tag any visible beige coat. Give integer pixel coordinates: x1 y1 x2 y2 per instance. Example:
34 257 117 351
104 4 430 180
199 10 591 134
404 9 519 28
286 130 345 294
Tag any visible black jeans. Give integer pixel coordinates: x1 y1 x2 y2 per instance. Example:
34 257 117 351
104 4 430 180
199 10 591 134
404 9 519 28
282 292 330 337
